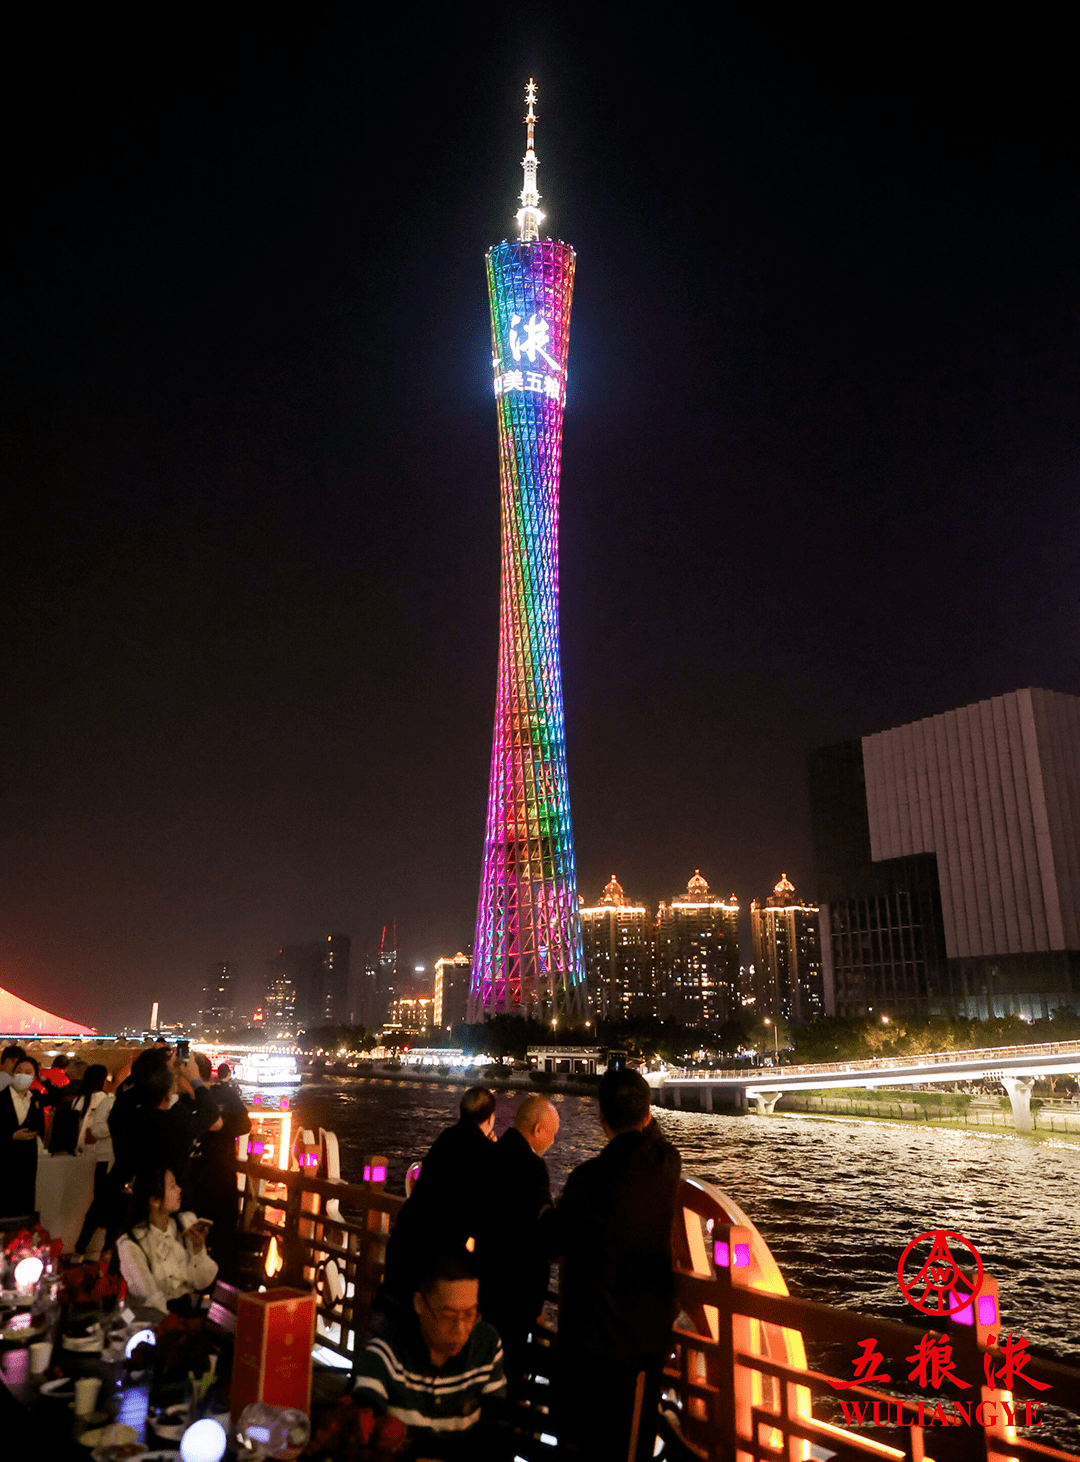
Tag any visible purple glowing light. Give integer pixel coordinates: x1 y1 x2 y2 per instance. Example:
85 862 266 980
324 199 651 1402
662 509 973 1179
978 1294 998 1325
714 1240 729 1268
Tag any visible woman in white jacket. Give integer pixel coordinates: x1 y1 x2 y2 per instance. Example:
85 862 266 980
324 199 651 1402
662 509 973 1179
117 1166 218 1313
73 1065 120 1255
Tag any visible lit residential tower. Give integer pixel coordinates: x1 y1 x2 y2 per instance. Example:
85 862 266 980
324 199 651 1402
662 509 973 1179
470 82 586 1022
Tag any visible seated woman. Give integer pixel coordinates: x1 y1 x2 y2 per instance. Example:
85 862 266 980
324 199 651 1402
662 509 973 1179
117 1166 218 1313
0 1055 47 1218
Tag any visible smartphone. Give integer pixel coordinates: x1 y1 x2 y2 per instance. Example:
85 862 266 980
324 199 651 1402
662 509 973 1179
177 1039 190 1062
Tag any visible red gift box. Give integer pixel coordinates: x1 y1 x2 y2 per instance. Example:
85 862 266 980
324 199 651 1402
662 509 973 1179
230 1287 316 1421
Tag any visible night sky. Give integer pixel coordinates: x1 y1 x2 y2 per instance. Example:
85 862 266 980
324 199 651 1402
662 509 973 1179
4 14 1077 1030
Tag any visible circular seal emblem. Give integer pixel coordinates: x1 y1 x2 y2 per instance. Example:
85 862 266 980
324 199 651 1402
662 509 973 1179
897 1230 984 1318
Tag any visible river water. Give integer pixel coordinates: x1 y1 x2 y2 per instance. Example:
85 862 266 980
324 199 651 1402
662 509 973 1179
289 1077 1080 1446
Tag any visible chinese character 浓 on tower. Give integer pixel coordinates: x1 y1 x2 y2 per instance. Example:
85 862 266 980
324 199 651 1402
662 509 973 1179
470 81 585 1023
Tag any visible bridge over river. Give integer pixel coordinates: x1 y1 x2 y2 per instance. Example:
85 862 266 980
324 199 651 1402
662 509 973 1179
651 1038 1080 1130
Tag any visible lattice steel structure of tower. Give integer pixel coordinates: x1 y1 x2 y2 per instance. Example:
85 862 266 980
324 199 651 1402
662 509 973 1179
469 81 586 1023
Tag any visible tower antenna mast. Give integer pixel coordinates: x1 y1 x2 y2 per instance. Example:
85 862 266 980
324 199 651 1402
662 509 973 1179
516 78 543 241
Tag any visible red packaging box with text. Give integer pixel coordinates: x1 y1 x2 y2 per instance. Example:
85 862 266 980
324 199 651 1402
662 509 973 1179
230 1286 316 1420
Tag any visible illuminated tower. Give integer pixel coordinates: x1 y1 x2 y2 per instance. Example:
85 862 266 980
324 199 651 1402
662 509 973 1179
470 81 586 1023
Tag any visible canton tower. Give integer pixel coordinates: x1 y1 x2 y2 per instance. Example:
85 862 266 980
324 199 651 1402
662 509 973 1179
469 81 586 1023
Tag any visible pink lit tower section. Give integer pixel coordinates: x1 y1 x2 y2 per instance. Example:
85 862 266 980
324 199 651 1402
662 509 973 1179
469 81 586 1023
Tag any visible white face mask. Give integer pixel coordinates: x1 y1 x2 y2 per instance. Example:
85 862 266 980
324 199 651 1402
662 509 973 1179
12 1073 34 1092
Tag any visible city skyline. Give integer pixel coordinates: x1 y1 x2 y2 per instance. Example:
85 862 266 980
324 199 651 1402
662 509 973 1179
3 17 1076 1029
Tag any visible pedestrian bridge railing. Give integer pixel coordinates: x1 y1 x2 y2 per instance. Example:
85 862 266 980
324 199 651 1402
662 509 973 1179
670 1038 1080 1085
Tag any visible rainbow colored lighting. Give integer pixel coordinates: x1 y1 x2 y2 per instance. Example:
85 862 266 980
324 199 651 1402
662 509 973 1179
470 90 585 1022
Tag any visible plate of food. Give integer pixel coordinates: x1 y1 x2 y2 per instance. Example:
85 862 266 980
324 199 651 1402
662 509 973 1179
81 1422 142 1458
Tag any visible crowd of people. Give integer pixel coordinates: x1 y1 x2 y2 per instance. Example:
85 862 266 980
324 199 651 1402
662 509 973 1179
0 1040 251 1315
365 1066 682 1461
4 1045 682 1459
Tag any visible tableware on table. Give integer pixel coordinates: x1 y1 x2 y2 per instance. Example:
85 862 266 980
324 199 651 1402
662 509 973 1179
74 1375 103 1417
147 1402 189 1441
64 1322 105 1352
40 1375 76 1399
29 1339 54 1373
80 1422 138 1450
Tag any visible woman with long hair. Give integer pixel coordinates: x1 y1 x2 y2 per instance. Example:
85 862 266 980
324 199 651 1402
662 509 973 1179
73 1064 123 1255
116 1164 218 1313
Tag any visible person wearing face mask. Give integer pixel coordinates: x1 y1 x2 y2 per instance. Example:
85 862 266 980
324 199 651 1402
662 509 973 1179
0 1044 28 1093
116 1165 218 1314
0 1056 48 1217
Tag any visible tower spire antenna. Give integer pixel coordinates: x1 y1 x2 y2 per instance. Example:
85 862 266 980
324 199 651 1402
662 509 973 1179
516 77 543 242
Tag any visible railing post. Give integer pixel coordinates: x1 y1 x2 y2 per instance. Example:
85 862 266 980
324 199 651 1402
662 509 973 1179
279 1171 308 1290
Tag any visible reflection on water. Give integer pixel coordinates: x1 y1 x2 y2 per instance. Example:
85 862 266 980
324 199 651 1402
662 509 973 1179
291 1078 1080 1442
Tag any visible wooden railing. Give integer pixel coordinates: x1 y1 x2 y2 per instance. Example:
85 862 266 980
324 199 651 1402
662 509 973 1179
665 1177 1080 1462
236 1153 403 1366
234 1151 1080 1461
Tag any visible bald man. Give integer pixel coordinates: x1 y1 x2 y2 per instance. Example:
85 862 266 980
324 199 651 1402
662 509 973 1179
483 1094 560 1397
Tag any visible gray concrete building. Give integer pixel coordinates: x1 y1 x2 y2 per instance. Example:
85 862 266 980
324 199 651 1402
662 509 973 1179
810 688 1080 1021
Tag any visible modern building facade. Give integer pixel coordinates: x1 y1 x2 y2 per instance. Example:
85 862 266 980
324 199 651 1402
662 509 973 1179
470 81 586 1024
351 925 397 1031
810 688 1080 1020
749 875 824 1024
387 995 434 1035
434 953 471 1033
267 934 351 1032
655 872 740 1027
579 876 654 1021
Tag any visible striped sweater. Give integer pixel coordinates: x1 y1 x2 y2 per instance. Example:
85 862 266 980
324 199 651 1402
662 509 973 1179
354 1314 506 1438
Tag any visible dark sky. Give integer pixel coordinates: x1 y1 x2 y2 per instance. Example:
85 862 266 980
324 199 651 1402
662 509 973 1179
3 14 1077 1030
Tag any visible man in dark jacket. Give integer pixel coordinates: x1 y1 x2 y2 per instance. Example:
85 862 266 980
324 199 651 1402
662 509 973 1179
483 1094 559 1396
551 1067 681 1462
383 1087 498 1308
191 1060 251 1279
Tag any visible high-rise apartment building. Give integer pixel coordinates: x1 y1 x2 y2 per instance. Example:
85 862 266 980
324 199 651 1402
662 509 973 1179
200 962 236 1032
434 953 471 1033
470 82 585 1024
810 688 1080 1020
749 875 824 1024
579 876 654 1021
655 872 740 1027
265 951 298 1037
350 925 398 1031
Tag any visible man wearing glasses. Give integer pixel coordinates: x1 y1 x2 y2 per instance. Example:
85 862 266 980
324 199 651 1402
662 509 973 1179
355 1248 507 1458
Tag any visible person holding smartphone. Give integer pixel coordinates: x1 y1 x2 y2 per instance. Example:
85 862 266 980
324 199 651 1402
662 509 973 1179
116 1164 218 1313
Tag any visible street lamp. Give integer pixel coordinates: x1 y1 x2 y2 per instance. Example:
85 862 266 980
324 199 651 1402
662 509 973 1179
763 1017 779 1063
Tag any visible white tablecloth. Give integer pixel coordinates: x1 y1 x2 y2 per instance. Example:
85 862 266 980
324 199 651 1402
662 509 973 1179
35 1152 97 1252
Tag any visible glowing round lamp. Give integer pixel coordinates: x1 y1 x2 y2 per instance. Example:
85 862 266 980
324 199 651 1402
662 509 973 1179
180 1417 228 1462
13 1256 44 1291
125 1327 156 1358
